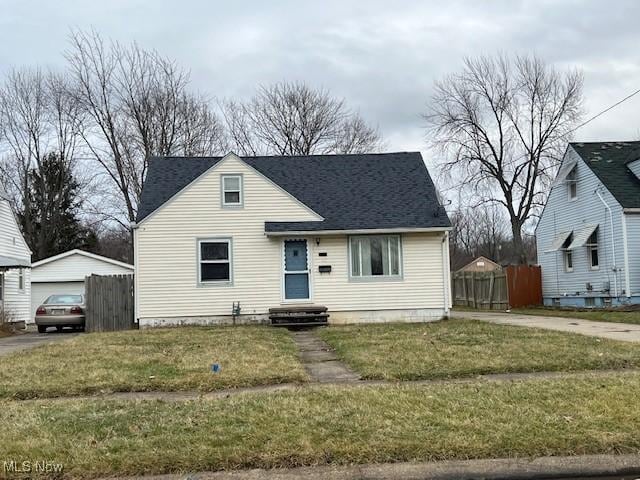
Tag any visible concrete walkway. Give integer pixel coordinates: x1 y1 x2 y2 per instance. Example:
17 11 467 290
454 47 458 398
452 310 640 342
109 454 640 480
291 329 360 382
0 331 78 356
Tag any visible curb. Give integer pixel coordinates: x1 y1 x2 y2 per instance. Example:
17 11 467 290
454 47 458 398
107 454 640 479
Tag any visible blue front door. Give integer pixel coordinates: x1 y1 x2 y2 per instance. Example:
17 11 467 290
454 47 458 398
284 240 310 300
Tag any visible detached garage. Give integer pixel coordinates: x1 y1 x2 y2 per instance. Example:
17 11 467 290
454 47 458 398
29 249 134 323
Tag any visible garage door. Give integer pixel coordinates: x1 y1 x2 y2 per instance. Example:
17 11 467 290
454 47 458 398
30 281 85 322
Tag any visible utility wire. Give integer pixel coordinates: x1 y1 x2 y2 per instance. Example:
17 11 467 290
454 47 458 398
439 86 640 194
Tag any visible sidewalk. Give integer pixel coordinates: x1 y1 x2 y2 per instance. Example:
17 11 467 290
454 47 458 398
451 310 640 342
110 454 640 480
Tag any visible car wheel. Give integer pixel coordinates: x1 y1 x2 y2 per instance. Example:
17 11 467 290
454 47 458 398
56 326 63 332
37 325 47 334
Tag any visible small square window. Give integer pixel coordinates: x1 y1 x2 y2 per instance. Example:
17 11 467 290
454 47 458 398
222 175 243 207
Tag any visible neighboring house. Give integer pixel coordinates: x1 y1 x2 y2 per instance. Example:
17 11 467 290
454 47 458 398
0 186 31 325
536 141 640 307
134 152 452 327
456 256 502 273
30 249 134 321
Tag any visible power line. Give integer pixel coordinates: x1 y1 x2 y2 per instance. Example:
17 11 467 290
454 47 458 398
439 86 640 194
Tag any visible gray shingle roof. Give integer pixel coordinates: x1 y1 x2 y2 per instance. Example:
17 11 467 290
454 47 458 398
136 152 451 232
571 141 640 208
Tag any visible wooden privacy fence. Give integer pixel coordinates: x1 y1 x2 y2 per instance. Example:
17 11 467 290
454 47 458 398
451 265 542 310
85 274 135 332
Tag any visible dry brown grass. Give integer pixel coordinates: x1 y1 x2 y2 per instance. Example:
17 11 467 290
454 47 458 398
0 326 308 399
2 374 640 477
318 319 640 380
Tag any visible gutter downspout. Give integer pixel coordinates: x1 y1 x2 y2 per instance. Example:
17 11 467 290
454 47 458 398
442 232 452 317
621 212 631 298
595 188 618 298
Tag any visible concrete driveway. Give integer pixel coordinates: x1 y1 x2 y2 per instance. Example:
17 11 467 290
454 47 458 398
0 330 79 356
451 310 640 343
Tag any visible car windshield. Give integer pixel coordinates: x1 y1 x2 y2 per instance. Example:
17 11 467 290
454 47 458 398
44 295 83 305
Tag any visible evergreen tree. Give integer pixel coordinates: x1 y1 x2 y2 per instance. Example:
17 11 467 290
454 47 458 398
19 152 96 261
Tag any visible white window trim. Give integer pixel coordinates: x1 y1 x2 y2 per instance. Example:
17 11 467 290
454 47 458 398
564 249 573 273
348 234 403 282
221 174 243 208
18 268 24 292
197 238 233 286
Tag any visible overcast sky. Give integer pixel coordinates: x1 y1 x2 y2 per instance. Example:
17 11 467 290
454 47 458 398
1 0 639 169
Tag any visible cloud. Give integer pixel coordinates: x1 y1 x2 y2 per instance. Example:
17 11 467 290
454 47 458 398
1 0 638 154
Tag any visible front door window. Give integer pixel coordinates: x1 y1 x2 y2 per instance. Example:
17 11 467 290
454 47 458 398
284 240 310 300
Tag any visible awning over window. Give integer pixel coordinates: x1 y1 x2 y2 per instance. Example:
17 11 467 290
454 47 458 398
545 231 572 252
553 159 577 186
567 224 598 250
0 255 30 271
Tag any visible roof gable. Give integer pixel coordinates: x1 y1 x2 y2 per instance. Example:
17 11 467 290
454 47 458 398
136 152 451 232
32 249 134 270
570 141 640 209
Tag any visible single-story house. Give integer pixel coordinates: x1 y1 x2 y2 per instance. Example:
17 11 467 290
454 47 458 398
0 186 31 326
456 256 502 273
30 249 134 321
133 152 452 327
536 141 640 307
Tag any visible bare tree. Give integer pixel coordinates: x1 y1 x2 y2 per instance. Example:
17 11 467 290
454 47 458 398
0 67 84 243
426 54 583 262
221 81 382 155
65 30 226 223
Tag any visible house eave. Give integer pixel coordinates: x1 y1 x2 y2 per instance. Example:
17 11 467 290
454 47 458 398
265 226 452 237
623 208 640 214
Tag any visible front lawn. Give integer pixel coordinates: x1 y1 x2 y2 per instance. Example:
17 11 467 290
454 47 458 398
0 326 308 399
512 307 640 325
3 374 640 477
318 319 640 381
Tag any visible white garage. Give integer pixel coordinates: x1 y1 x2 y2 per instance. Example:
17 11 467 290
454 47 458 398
30 249 134 322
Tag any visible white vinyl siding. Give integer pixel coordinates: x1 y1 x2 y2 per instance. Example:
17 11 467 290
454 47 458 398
536 147 626 299
625 213 640 296
136 154 322 319
136 154 448 321
31 252 133 282
0 199 31 323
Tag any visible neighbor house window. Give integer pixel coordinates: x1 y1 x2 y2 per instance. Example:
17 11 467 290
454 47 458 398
586 230 599 270
562 233 573 272
198 239 232 283
18 268 24 291
221 175 243 207
349 235 401 278
566 167 577 200
0 273 3 301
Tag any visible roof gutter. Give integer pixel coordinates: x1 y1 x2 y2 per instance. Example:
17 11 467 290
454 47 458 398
265 226 452 237
623 208 640 214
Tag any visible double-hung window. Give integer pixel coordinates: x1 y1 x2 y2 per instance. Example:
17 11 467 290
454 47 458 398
198 239 232 284
349 235 401 279
221 175 243 207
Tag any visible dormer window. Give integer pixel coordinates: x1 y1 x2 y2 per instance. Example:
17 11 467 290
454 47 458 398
221 175 243 208
566 167 577 200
